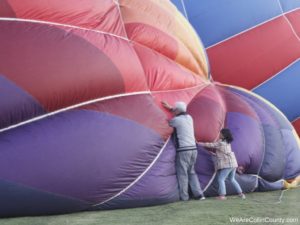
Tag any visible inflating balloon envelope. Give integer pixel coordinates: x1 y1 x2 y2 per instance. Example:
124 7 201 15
0 0 299 217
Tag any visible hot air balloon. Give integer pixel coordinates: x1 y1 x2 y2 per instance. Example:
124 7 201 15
0 0 299 217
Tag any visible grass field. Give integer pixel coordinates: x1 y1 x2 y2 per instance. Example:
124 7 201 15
1 189 299 225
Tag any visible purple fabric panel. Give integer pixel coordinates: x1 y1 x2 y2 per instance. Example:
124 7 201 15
257 178 284 192
259 125 285 181
227 86 300 180
196 145 215 189
226 112 264 174
281 130 300 179
0 178 90 217
228 87 292 130
99 140 218 209
0 75 45 129
98 139 179 209
227 87 276 126
0 110 164 203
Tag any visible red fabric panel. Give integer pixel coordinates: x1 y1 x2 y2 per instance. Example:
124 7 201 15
207 16 300 89
68 28 147 93
81 94 172 140
188 85 226 142
0 20 127 112
0 0 16 17
292 119 300 136
126 23 178 61
2 0 126 36
152 86 206 121
216 85 259 121
133 43 204 91
286 9 300 38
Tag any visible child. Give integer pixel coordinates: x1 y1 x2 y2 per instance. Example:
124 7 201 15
199 128 246 200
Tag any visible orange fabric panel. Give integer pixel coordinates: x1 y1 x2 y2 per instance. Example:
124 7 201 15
134 43 206 91
119 0 208 77
125 22 178 61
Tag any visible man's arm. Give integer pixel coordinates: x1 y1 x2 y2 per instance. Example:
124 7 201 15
161 101 173 111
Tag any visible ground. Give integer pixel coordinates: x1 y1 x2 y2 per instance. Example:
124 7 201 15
1 189 299 225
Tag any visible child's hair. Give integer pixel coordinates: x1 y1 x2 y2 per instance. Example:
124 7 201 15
221 128 233 143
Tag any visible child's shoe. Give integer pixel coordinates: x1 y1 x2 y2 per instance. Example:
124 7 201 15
216 195 227 200
239 193 246 199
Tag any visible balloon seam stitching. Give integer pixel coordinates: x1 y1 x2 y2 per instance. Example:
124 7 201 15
291 117 300 123
180 0 189 20
276 0 300 43
113 0 129 39
92 137 171 206
206 7 300 49
0 91 150 133
0 84 209 133
251 58 300 91
0 17 130 41
151 83 209 93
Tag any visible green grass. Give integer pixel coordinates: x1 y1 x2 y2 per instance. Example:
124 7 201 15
1 189 299 225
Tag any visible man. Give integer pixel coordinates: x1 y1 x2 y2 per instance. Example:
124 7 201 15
162 101 205 201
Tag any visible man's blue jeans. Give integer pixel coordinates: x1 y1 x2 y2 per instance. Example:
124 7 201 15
217 168 243 196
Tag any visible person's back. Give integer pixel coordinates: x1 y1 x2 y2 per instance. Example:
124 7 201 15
199 128 245 200
210 140 238 170
169 113 196 151
161 101 204 201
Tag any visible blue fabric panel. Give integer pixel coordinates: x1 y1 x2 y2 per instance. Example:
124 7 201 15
180 0 282 47
171 0 186 17
253 60 300 121
259 125 285 182
279 0 300 12
0 179 89 217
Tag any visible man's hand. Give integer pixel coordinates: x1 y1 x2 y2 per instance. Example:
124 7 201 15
161 101 173 111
